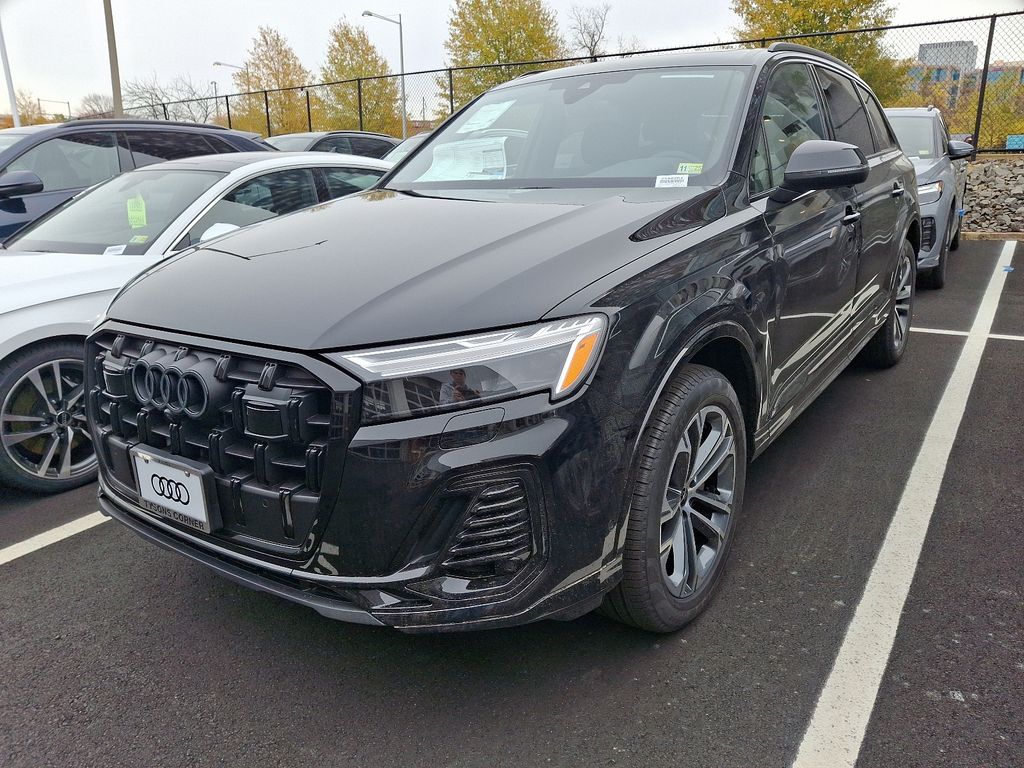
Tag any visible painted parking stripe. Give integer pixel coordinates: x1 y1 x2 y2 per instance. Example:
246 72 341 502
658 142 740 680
792 240 1017 768
0 512 108 566
912 327 1024 341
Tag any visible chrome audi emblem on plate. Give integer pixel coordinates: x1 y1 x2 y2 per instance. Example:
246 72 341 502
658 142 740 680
151 474 190 504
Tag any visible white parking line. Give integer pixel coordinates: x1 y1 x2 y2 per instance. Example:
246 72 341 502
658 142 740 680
792 240 1017 768
912 327 1024 342
0 512 108 566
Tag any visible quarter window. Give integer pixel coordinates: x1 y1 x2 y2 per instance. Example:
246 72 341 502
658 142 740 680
347 137 395 158
322 167 385 198
753 63 827 193
181 168 318 248
6 132 119 192
816 69 874 154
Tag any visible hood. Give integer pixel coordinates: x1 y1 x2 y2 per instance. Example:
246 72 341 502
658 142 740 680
108 187 723 351
908 156 944 184
0 251 155 316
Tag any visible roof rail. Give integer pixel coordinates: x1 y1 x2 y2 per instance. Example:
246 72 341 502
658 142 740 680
767 42 854 72
63 118 229 131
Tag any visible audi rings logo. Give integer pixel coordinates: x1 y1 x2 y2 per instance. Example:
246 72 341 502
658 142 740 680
131 355 213 418
151 474 190 504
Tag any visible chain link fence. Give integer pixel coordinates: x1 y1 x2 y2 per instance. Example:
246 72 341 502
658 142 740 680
137 11 1024 151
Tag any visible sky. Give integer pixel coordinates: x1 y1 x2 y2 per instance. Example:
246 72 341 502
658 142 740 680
1 0 1022 116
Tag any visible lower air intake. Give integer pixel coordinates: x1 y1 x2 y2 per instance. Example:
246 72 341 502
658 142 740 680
442 480 534 578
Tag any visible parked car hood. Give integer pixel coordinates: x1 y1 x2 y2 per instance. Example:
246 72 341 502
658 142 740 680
0 251 155 317
107 187 722 350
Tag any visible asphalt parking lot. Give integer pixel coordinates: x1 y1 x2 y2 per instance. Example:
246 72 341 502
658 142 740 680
1 239 1021 768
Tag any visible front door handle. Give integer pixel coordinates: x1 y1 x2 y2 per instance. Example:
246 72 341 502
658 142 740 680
842 210 862 225
891 183 905 197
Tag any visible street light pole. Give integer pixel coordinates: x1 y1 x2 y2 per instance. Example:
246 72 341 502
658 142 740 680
362 10 407 139
102 0 124 117
0 12 20 127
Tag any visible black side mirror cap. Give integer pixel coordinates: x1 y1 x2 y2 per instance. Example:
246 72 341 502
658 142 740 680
769 140 869 203
0 170 44 199
947 140 974 160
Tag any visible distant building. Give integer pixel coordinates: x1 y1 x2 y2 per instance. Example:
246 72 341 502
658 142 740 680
985 60 1024 85
918 41 978 73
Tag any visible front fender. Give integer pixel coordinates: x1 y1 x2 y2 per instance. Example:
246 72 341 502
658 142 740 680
0 291 113 363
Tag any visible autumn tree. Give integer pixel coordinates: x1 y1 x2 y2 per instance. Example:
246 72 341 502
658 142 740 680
319 19 401 135
442 0 565 110
233 26 312 135
731 0 909 103
568 4 610 61
15 89 47 125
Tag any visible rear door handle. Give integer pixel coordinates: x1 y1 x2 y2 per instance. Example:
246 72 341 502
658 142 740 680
891 183 905 197
842 210 862 225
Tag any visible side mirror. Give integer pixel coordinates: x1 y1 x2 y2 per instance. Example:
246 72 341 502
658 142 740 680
769 140 869 203
947 140 973 160
0 170 43 199
198 222 240 243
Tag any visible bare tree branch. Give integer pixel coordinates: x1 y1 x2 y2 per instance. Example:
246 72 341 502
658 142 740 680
568 3 610 61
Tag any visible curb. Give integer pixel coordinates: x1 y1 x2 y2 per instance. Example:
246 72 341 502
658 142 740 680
961 232 1024 241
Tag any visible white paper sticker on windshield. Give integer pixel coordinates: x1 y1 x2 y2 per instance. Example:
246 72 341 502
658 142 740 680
456 100 514 133
418 137 508 181
655 174 689 188
103 245 127 255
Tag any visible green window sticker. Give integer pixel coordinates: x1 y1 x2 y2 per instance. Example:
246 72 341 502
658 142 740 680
676 162 704 174
129 234 150 244
126 195 147 229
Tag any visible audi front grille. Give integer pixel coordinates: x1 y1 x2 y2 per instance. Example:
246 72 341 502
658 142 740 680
88 331 358 556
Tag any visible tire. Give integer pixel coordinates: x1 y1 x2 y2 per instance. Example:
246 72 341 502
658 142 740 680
601 364 747 632
0 340 96 494
919 208 954 290
862 239 915 369
950 211 961 251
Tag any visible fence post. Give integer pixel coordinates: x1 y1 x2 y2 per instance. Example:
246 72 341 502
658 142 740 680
760 37 767 48
224 96 231 128
305 89 312 131
447 69 455 115
357 79 364 131
162 103 169 120
972 15 998 154
263 90 271 136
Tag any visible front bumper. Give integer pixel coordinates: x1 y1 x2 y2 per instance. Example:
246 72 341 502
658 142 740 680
89 324 634 632
917 198 952 269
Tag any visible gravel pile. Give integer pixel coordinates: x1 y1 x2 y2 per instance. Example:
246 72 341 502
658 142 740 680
963 156 1024 232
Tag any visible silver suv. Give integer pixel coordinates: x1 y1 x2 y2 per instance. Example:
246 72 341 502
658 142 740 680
885 107 973 289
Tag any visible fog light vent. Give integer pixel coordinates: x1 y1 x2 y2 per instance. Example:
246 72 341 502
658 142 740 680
921 216 936 251
442 480 533 577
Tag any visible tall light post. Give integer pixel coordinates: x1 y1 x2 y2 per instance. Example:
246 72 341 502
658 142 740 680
362 10 407 139
0 10 20 126
213 61 249 89
102 0 124 117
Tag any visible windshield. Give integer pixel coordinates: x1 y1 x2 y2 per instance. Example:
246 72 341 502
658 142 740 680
0 132 28 152
888 116 940 159
266 135 317 151
388 65 751 192
6 168 224 255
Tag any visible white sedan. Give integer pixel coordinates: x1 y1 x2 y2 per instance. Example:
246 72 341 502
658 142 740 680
0 151 390 493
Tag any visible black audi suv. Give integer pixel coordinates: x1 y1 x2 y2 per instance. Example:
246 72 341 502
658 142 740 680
88 44 919 633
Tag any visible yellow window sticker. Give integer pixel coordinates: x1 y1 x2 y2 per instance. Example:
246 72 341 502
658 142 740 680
129 234 150 244
676 162 704 174
126 195 147 229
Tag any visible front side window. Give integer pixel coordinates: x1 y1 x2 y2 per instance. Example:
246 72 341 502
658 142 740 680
124 131 217 167
6 132 119 192
756 63 827 191
181 168 317 247
389 65 752 192
816 68 874 154
322 166 385 198
5 168 224 254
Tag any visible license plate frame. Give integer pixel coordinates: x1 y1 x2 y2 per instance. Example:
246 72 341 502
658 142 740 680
130 447 221 534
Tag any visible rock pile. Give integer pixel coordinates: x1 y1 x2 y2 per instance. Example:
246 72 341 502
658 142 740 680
963 156 1024 232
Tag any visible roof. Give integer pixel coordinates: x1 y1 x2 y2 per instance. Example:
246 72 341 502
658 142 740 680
502 45 863 89
884 107 941 118
267 129 397 140
0 119 255 137
129 151 392 174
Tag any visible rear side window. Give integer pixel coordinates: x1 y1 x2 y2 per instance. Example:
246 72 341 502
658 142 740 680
311 135 352 154
751 63 827 193
124 131 217 167
6 132 119 192
181 168 317 247
816 68 874 154
347 137 394 158
322 166 385 198
856 84 896 152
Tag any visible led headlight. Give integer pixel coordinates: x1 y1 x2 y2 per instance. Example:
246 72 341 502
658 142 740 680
917 180 944 205
327 315 607 422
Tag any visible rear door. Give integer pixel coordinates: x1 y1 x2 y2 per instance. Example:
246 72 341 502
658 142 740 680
816 67 900 303
750 62 860 415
